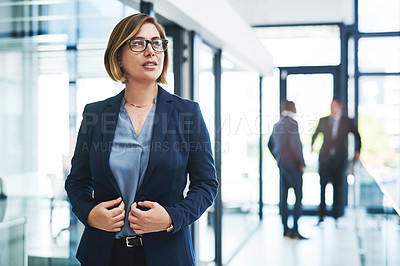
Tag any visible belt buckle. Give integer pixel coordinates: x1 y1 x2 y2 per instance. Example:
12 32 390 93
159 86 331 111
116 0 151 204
125 236 143 247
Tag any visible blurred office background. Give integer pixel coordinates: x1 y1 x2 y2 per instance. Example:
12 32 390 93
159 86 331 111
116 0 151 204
0 0 399 265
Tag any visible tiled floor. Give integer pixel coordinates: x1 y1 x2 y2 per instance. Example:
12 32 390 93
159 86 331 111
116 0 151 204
227 207 399 266
2 197 399 266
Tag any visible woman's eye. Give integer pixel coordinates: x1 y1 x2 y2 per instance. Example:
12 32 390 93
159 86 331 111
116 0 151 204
152 40 162 47
132 40 145 47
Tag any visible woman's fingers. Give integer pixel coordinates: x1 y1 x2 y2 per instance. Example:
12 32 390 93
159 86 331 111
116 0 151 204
112 210 125 223
101 197 122 209
110 200 125 217
88 197 127 232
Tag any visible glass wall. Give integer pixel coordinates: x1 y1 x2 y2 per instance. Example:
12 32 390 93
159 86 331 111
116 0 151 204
357 0 400 212
197 43 216 264
358 76 400 208
358 0 400 33
220 53 260 264
358 37 400 73
356 1 400 264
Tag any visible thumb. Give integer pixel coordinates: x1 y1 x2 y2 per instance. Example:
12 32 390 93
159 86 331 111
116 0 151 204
102 197 122 209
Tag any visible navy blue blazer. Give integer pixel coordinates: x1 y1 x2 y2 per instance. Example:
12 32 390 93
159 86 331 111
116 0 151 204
311 115 361 165
268 115 305 169
65 87 218 266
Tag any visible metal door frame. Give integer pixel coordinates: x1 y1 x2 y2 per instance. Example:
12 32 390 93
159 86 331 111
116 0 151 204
278 65 345 215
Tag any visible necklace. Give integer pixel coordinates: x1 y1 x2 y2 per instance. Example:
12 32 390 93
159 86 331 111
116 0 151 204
126 97 155 108
129 103 151 108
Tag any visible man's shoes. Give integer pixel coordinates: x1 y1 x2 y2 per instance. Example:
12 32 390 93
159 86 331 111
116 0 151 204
284 229 308 240
283 229 292 238
317 215 325 225
290 232 309 240
335 218 339 229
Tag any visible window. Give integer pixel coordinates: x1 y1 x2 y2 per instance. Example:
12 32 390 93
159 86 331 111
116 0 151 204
359 0 400 33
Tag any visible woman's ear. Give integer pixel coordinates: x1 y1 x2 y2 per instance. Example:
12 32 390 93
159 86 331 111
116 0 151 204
117 52 124 74
117 52 122 67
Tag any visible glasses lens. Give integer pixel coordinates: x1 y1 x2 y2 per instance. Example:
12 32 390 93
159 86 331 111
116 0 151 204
151 39 166 52
130 39 146 52
129 39 167 52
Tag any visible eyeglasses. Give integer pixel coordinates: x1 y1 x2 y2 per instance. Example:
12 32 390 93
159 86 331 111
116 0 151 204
127 38 168 52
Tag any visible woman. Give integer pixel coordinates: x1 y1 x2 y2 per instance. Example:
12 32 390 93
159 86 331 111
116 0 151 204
65 13 218 266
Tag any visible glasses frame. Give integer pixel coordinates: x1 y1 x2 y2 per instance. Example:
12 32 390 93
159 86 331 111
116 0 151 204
127 38 168 53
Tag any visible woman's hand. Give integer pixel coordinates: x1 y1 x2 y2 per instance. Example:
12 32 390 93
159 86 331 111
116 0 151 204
87 197 125 232
128 201 172 234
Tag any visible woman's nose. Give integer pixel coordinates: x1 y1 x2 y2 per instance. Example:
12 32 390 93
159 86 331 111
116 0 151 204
144 42 155 56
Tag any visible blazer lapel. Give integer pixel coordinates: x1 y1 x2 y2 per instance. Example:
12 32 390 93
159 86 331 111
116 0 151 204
100 89 125 196
139 87 174 189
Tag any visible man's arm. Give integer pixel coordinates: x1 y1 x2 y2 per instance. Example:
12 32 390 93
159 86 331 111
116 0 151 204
348 118 362 159
311 118 323 151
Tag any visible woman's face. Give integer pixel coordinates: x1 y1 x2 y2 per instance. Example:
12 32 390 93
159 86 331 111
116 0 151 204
119 23 165 85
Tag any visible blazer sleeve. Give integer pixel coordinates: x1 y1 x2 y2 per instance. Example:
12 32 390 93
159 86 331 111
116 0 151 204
267 130 276 159
348 118 362 152
164 103 218 233
311 118 323 146
65 104 96 226
288 121 305 167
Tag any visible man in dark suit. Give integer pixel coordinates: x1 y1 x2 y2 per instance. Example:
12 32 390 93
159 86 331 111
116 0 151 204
312 98 361 224
268 101 307 240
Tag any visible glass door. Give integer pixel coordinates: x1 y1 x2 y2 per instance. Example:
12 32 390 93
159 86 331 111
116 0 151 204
287 74 333 209
280 67 337 212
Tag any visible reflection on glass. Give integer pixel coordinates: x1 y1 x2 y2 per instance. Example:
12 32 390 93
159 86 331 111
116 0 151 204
197 43 215 264
286 74 333 206
221 59 260 264
358 37 400 73
79 0 124 40
358 76 400 210
78 49 109 78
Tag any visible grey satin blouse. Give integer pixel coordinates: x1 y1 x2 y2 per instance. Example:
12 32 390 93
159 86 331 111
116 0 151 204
109 97 157 239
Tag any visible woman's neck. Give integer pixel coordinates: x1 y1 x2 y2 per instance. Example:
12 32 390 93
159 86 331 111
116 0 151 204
124 81 158 106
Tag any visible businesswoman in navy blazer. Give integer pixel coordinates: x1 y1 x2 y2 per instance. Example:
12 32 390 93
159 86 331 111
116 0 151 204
65 13 218 266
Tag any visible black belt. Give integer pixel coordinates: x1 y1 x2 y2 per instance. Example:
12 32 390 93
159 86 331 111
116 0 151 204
114 235 143 248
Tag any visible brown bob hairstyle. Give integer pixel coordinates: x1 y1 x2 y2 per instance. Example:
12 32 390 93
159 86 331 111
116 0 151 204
104 13 169 84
